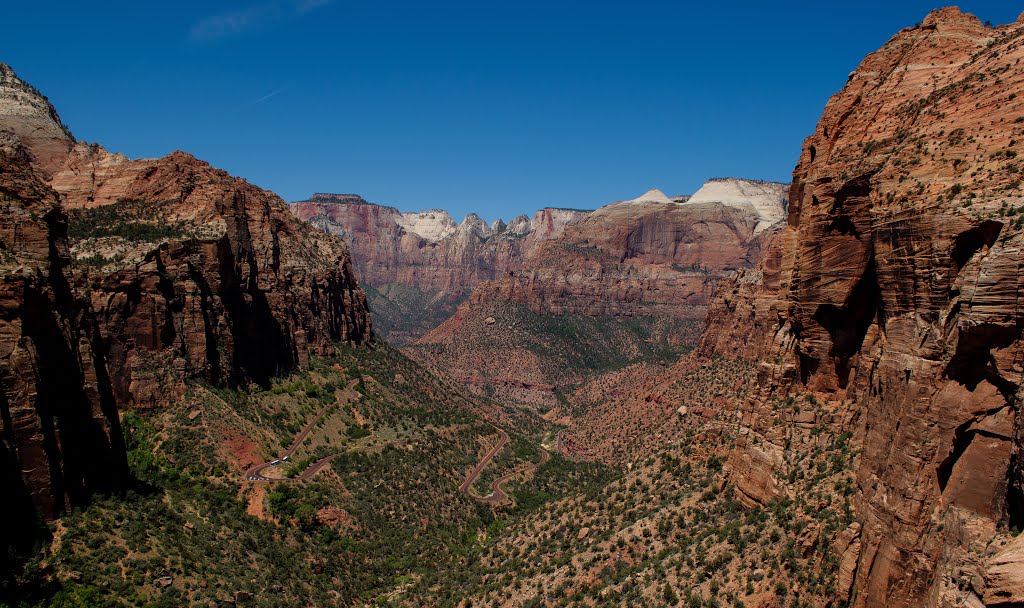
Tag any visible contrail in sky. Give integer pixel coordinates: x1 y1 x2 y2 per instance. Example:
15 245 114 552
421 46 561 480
252 88 285 105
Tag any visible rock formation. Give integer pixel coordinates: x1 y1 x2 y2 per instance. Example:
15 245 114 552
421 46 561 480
0 151 128 545
0 64 73 177
407 181 787 404
59 150 370 407
0 64 371 530
290 194 588 342
694 9 1024 607
459 181 787 318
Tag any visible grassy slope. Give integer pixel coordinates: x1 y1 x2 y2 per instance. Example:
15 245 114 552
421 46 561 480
410 392 859 608
4 344 615 608
405 301 703 408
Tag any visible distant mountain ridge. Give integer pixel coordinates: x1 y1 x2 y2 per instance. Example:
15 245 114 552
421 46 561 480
291 180 787 344
290 194 592 342
0 63 371 532
403 178 788 404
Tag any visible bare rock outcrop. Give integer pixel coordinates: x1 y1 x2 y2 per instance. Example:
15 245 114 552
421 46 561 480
0 152 128 540
0 64 73 176
984 533 1024 607
290 194 587 342
695 9 1024 607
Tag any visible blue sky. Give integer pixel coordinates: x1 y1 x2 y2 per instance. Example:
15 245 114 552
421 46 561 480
4 2 1021 221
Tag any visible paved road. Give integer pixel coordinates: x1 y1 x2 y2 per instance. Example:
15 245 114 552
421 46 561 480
296 454 335 479
461 428 552 504
245 380 358 482
459 429 509 495
479 443 551 503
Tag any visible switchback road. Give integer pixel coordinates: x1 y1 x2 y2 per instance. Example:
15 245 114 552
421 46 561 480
245 379 359 482
461 429 552 504
459 429 509 495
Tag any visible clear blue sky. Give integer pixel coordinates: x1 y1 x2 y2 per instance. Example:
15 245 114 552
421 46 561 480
4 2 1021 221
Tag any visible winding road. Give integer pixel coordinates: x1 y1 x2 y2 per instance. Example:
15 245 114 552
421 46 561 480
480 444 551 503
245 379 359 482
460 429 552 504
458 429 509 495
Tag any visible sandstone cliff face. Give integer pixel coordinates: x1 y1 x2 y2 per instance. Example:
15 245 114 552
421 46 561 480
465 182 786 318
697 9 1024 607
407 182 786 404
0 153 127 542
57 151 371 407
0 67 371 409
0 65 372 535
0 64 73 177
290 194 587 343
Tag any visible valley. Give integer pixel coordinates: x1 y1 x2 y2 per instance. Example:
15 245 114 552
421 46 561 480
2 5 1024 608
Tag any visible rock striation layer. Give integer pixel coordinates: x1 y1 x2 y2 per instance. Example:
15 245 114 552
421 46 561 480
696 9 1024 607
0 64 372 529
0 152 128 542
290 194 588 343
0 64 73 176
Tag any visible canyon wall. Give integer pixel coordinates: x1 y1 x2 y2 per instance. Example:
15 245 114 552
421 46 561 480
696 9 1024 607
458 182 786 318
0 152 128 543
0 63 372 529
407 182 787 405
58 150 371 408
290 193 587 343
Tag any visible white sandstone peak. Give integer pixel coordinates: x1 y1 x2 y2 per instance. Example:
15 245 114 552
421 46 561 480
626 188 675 205
456 213 493 239
395 209 457 242
507 214 532 236
529 208 589 240
684 178 788 234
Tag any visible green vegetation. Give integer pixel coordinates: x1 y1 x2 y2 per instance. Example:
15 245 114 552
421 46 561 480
66 198 186 243
515 309 701 374
405 302 702 411
4 346 486 606
360 282 467 345
406 390 860 607
4 335 859 608
509 452 617 513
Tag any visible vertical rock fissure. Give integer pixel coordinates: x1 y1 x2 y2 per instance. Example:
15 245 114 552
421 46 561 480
186 260 222 385
812 254 883 389
936 419 974 492
216 236 294 387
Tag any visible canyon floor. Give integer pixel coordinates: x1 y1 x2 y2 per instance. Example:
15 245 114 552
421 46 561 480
5 6 1024 608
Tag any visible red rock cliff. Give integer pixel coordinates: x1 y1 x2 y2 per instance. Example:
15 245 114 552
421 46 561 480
0 152 128 540
290 195 587 342
56 149 372 407
0 65 371 407
466 182 786 318
699 9 1024 607
406 183 786 405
